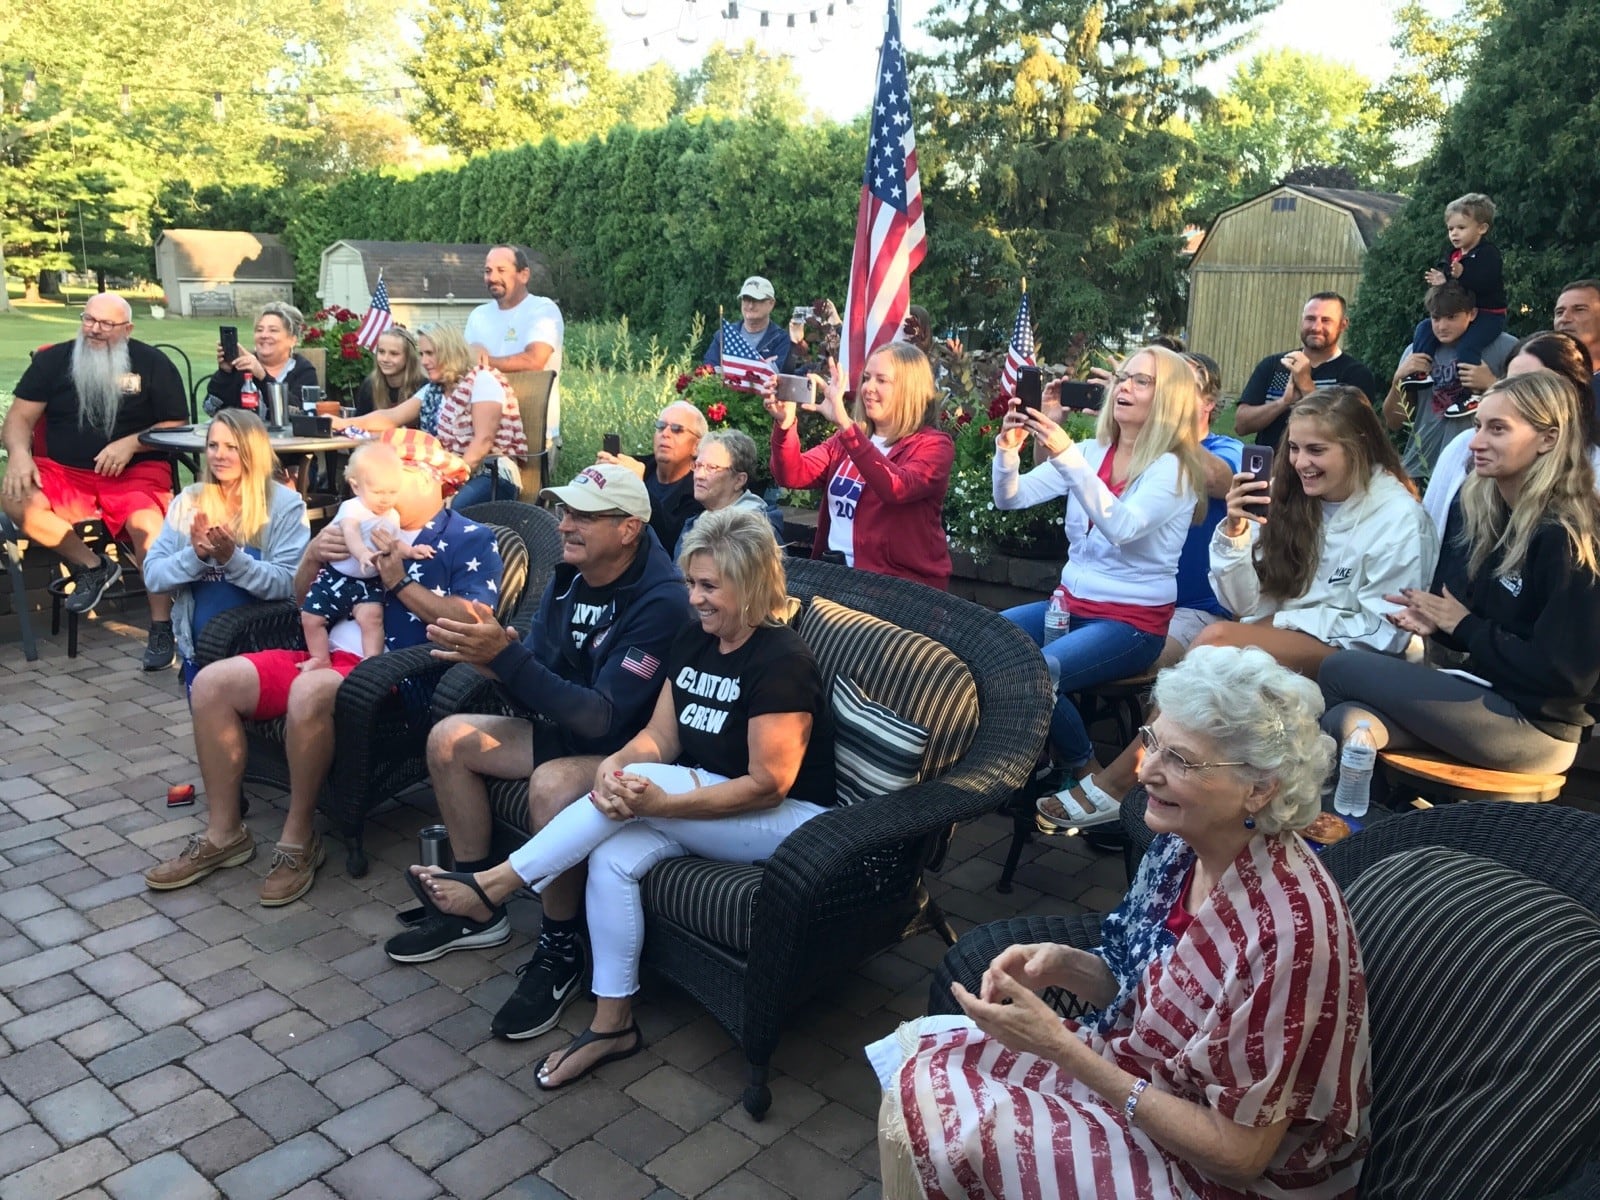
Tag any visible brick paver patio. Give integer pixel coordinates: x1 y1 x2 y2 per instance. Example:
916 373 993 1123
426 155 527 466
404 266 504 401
0 618 1121 1200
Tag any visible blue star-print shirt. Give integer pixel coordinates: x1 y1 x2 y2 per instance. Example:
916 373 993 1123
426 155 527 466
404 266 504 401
374 507 504 650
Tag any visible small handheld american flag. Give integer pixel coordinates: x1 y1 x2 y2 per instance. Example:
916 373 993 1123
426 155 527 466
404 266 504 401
999 290 1036 398
355 274 394 350
718 322 778 393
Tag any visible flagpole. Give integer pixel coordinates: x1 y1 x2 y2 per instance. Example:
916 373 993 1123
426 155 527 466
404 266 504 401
718 304 725 376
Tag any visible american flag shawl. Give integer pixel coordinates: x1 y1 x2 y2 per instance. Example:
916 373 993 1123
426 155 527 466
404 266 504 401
899 832 1371 1199
998 291 1036 398
355 274 394 349
839 0 926 384
718 322 779 393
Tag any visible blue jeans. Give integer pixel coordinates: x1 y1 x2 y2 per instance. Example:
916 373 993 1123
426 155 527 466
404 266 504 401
1003 602 1165 768
451 467 517 510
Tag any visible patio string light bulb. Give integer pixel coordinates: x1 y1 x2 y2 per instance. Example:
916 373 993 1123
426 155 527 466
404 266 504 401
22 68 37 102
808 11 823 51
676 0 700 43
120 84 131 115
622 0 647 14
306 95 319 123
480 77 494 107
212 91 224 121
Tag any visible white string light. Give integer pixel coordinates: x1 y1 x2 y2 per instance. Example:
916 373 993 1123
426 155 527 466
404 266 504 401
622 0 648 15
23 68 37 102
676 0 700 42
306 95 320 123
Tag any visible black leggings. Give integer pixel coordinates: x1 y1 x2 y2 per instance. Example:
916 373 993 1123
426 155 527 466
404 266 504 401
1319 649 1578 775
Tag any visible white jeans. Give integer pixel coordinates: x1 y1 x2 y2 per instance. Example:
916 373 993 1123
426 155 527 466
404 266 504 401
507 762 827 998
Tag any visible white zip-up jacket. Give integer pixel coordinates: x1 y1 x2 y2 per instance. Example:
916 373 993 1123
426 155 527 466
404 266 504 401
993 439 1198 607
1208 468 1439 654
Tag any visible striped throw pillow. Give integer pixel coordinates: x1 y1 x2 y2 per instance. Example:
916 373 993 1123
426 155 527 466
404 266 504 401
832 674 929 807
1345 846 1600 1199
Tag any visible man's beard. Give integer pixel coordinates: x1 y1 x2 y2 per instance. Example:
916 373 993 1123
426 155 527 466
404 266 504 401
70 332 132 439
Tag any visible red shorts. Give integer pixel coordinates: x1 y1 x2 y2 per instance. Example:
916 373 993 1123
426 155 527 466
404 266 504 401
35 457 172 541
242 649 363 720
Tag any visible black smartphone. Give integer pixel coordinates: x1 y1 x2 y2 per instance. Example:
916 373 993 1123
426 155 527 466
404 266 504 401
219 325 239 362
1058 381 1103 411
1016 366 1043 412
1242 444 1275 486
603 432 621 456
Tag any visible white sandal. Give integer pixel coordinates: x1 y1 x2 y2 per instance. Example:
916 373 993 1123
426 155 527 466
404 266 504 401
1036 776 1122 831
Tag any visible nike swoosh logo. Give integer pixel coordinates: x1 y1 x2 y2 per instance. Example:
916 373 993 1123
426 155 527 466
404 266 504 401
551 974 576 1000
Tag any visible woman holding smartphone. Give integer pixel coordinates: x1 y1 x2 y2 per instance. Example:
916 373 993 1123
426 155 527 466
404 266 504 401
993 345 1205 828
1322 371 1600 776
1202 387 1438 677
766 342 954 590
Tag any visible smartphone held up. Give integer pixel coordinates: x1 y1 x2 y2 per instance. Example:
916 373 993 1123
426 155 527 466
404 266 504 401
1015 365 1043 413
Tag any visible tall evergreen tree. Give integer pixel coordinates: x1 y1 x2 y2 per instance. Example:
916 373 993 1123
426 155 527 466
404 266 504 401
1350 0 1600 366
914 0 1280 346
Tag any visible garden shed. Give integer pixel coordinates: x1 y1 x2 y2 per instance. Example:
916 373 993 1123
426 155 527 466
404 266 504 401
153 230 295 317
317 241 553 328
1187 185 1406 397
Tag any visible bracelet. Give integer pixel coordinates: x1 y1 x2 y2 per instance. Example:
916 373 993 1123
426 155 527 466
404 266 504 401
386 577 412 597
1124 1078 1149 1122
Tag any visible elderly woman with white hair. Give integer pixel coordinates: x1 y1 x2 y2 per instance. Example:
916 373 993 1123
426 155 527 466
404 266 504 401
875 645 1372 1200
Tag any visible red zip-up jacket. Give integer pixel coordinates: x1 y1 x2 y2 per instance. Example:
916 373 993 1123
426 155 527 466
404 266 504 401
770 420 955 590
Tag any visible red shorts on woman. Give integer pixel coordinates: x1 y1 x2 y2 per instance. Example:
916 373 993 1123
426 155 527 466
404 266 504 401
34 457 173 541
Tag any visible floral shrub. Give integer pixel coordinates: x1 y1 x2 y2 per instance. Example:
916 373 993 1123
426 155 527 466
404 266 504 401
300 307 373 400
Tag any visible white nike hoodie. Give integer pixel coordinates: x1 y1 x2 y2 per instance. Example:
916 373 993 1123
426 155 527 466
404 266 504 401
1208 467 1440 654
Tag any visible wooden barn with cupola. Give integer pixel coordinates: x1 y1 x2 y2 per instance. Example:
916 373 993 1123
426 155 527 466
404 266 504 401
1187 185 1407 398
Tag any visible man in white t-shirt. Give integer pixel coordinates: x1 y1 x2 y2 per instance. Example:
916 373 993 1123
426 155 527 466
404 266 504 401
464 245 565 449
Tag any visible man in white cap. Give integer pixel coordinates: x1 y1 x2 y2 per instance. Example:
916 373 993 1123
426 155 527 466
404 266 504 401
384 463 692 1044
703 275 797 373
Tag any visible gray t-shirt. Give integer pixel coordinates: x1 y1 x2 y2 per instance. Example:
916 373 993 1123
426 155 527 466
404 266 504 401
1396 331 1518 481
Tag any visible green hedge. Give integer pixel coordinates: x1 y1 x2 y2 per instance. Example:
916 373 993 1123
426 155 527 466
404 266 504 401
222 120 867 350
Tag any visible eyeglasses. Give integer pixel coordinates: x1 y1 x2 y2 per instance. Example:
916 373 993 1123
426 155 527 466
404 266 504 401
80 315 131 331
692 461 732 475
1113 371 1157 389
1138 726 1250 776
553 503 629 524
655 420 700 436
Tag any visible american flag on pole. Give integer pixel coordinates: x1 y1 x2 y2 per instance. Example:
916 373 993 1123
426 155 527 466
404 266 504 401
839 0 925 384
718 322 779 393
354 274 394 349
998 291 1036 397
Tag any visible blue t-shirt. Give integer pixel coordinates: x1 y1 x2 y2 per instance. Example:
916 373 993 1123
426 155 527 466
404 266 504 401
377 507 504 651
1174 433 1243 614
189 547 264 650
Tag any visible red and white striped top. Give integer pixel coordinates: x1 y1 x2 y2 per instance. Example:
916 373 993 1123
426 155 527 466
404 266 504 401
900 834 1371 1199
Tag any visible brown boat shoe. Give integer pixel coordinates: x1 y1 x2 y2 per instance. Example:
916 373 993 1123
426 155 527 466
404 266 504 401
260 834 326 907
145 827 255 890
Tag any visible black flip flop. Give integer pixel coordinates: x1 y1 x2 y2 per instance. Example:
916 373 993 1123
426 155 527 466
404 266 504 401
533 1023 643 1091
405 867 503 924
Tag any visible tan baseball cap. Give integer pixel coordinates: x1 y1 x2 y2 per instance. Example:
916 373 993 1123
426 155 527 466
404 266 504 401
541 464 652 521
739 276 775 301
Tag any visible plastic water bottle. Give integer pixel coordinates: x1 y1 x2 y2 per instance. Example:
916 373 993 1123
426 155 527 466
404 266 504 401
1333 721 1378 818
1042 585 1070 645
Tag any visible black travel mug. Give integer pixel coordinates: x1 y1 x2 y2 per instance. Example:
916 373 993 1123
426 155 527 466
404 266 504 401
417 825 454 870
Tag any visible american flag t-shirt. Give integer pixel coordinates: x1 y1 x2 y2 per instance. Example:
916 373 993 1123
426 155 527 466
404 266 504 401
839 0 926 384
620 646 662 681
355 275 394 349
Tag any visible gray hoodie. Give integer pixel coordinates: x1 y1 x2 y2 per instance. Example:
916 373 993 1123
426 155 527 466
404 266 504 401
674 490 787 559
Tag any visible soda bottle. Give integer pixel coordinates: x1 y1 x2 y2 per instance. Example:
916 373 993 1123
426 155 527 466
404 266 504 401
240 375 259 413
1333 721 1378 818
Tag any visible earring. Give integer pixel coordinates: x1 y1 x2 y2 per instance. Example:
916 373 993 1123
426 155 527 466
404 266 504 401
1243 814 1256 830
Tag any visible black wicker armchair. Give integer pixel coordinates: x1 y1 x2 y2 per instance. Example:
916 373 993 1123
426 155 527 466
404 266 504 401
431 557 1052 1118
929 802 1600 1200
193 503 559 875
